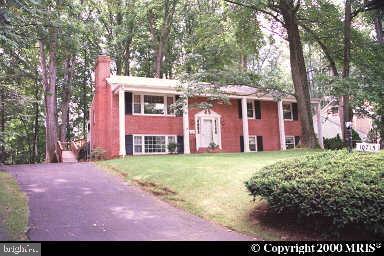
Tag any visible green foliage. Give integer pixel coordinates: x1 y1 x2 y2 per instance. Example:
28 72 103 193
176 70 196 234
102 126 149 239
323 135 344 150
167 142 177 153
245 150 384 237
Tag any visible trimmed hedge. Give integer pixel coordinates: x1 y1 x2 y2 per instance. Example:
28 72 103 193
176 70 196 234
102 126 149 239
245 150 384 237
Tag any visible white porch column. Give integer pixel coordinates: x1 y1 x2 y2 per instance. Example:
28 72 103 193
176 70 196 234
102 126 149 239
183 97 191 154
119 88 126 156
241 97 250 152
316 102 324 149
277 100 286 150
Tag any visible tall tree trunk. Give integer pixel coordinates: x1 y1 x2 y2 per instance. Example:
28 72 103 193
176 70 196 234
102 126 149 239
375 9 383 43
240 53 247 71
0 86 5 163
38 28 58 163
32 76 40 163
279 0 318 148
59 55 74 142
154 44 164 78
82 49 88 139
123 40 131 76
340 0 353 140
374 9 384 148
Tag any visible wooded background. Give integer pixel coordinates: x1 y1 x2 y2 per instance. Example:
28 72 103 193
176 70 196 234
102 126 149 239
1 0 383 163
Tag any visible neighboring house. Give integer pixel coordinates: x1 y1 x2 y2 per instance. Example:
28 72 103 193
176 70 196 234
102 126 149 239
313 100 373 140
90 55 323 158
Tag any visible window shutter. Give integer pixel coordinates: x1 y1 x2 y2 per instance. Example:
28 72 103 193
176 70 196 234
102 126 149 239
295 136 300 146
177 136 184 154
240 136 244 152
125 92 132 115
254 100 261 119
257 136 263 151
175 95 183 117
238 99 242 119
125 135 133 155
292 103 298 120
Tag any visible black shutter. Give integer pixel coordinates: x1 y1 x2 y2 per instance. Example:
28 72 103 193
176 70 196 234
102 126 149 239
175 95 182 117
295 136 300 147
238 99 242 119
125 135 133 155
125 92 132 115
292 103 298 120
257 136 263 151
254 100 261 119
177 136 184 154
240 136 244 152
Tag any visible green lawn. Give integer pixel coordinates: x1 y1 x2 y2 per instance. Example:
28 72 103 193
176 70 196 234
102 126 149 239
98 150 319 240
0 171 28 240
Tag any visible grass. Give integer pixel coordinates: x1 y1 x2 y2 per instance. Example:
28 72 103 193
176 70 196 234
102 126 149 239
98 149 320 240
0 171 29 240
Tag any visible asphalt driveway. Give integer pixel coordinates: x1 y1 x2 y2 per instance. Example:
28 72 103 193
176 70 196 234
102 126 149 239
6 163 252 241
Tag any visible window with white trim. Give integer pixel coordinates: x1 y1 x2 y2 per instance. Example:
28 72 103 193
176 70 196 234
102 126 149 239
249 136 257 152
133 95 141 114
283 103 293 120
144 95 164 115
132 94 175 116
285 136 295 149
247 101 254 118
133 135 177 154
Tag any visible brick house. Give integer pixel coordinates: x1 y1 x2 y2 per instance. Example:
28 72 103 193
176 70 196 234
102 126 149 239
90 55 323 158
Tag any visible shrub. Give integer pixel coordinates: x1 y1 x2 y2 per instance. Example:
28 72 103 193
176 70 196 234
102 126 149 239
323 134 344 150
167 142 177 153
245 150 384 237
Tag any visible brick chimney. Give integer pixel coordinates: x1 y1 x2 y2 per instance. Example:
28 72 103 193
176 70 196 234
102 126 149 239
91 55 112 156
95 55 111 89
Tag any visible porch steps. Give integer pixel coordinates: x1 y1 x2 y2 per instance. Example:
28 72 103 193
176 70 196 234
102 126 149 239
61 151 78 163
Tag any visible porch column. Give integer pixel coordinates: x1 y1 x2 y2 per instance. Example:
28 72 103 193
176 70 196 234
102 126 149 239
119 88 126 156
316 102 324 149
277 100 286 150
241 97 250 152
183 97 191 154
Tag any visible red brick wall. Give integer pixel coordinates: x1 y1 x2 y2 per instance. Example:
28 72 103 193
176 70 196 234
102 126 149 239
126 115 183 135
90 56 302 157
248 101 281 151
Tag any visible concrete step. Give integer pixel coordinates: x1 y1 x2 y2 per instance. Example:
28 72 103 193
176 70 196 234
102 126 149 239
61 151 77 163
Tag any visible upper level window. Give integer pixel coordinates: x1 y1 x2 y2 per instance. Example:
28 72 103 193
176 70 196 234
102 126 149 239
283 103 293 120
144 95 164 114
133 95 141 114
247 101 254 118
133 94 175 116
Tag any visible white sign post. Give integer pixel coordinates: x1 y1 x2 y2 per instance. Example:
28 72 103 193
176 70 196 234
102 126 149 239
355 143 380 153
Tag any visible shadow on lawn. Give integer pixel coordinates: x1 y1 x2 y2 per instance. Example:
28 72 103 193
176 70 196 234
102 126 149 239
249 201 382 241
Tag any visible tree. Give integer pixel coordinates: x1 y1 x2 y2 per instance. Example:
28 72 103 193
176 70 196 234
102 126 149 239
146 0 178 78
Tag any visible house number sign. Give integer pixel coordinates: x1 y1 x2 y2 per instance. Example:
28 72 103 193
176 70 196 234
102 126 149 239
356 143 380 153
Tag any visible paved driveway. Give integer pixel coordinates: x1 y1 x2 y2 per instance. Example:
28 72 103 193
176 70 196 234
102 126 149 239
6 163 252 241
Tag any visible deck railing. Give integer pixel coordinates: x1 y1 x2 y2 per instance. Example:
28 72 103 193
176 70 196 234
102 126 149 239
57 139 86 162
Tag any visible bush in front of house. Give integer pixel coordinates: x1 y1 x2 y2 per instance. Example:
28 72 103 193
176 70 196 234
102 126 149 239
245 150 384 237
323 134 344 150
167 142 177 154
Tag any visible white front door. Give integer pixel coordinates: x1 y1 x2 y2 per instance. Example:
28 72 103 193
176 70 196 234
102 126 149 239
201 119 213 147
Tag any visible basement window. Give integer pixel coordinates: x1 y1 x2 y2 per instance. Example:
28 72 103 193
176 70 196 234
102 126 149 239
133 135 177 154
285 136 295 149
249 136 257 152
